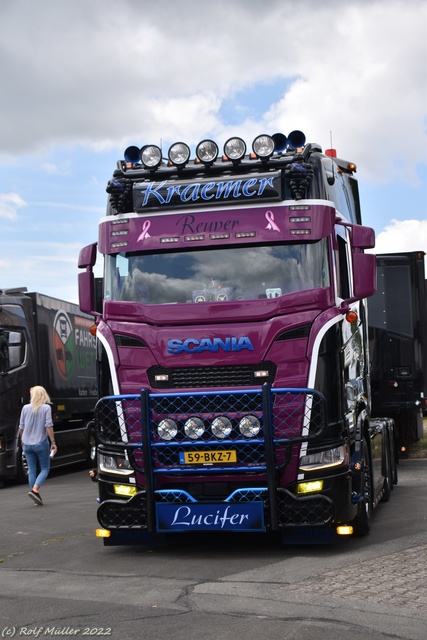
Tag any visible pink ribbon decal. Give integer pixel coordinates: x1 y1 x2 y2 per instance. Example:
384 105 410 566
265 210 280 233
137 220 152 242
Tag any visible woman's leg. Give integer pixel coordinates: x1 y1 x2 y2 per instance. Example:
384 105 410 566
34 440 51 488
23 444 37 489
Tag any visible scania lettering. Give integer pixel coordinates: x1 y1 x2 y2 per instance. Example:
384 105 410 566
167 337 254 354
79 131 398 545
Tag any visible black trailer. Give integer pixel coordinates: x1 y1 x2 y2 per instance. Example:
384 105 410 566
0 288 97 483
368 251 427 450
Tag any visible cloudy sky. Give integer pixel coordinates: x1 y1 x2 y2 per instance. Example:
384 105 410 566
0 0 426 303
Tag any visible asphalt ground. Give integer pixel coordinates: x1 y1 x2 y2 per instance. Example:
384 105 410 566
0 459 426 640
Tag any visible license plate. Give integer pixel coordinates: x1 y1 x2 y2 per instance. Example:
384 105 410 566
179 450 237 464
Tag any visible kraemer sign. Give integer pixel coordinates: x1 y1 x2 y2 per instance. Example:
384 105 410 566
133 171 282 210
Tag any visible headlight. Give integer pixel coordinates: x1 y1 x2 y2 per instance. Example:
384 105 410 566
252 135 275 159
223 137 246 162
184 417 205 440
211 416 232 439
141 145 162 169
196 139 219 164
157 418 178 441
299 445 347 471
238 415 261 438
98 453 133 476
168 142 190 167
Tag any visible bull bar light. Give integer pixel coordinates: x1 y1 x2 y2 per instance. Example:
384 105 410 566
211 416 232 439
141 145 162 169
238 415 261 438
184 417 205 439
158 418 178 441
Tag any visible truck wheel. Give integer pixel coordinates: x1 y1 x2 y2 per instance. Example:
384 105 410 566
389 423 398 486
16 444 29 484
352 438 373 536
86 424 98 468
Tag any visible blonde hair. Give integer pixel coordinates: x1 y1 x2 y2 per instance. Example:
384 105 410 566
30 386 51 413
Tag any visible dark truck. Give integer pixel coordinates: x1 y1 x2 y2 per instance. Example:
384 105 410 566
0 288 97 483
369 251 427 451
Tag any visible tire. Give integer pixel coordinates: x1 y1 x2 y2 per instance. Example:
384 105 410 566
352 437 373 536
15 443 29 484
389 422 398 487
86 423 98 468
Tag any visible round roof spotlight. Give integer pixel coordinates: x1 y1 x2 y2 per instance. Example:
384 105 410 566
124 145 141 164
141 145 162 169
196 139 219 164
252 135 275 160
211 416 232 439
157 418 178 441
168 142 191 167
184 417 205 440
223 137 246 162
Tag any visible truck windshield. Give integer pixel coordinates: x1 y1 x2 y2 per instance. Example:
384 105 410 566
104 240 330 304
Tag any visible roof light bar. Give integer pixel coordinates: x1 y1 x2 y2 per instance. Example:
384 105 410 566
122 130 307 172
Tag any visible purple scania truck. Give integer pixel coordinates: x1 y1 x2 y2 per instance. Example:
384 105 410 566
78 132 397 545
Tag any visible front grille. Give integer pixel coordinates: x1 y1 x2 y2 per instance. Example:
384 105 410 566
96 488 334 530
276 489 334 526
148 361 277 389
276 324 311 341
97 492 148 529
115 335 147 348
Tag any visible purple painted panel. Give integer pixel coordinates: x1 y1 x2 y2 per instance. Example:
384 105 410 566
103 288 334 326
99 203 336 254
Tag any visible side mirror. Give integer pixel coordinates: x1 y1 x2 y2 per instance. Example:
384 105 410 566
351 225 375 250
78 243 97 269
78 271 96 315
78 243 98 314
352 252 377 299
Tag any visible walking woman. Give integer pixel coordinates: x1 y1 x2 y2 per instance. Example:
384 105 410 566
19 386 57 505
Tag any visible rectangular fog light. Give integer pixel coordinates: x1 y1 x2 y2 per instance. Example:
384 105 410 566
336 525 354 536
297 480 323 494
113 484 138 497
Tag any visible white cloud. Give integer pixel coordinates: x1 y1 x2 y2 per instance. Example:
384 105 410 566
0 0 425 187
0 192 27 219
372 219 427 262
0 240 97 304
41 162 69 176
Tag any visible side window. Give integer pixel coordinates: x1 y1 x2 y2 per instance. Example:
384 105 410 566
0 330 26 373
0 330 9 373
336 234 350 300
